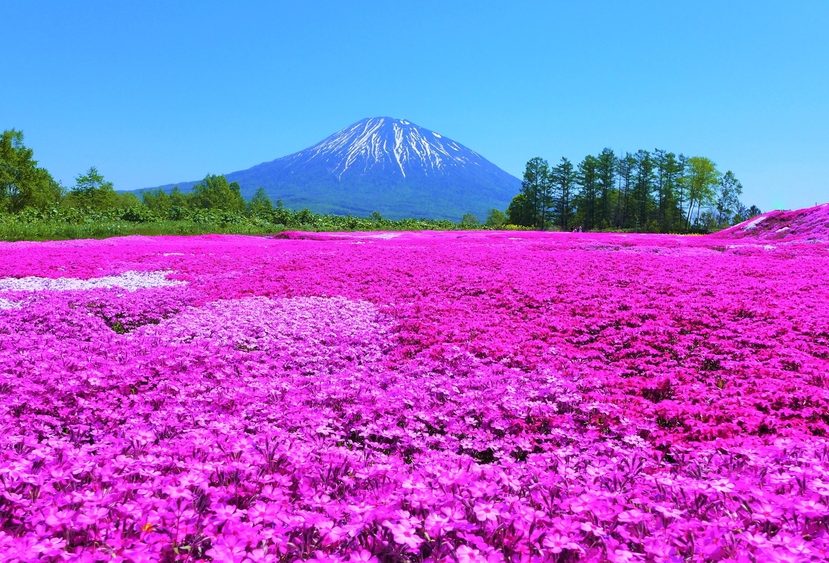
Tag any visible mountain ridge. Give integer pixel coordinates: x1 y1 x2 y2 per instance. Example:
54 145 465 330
135 117 520 220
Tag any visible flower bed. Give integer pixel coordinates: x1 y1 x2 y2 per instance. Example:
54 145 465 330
0 231 827 561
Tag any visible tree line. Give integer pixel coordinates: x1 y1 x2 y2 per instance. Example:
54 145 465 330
504 149 760 232
1 128 259 216
3 129 762 235
0 129 461 240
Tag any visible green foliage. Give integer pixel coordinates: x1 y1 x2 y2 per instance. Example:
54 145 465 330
484 209 507 229
506 192 533 227
576 155 599 230
517 157 554 229
460 213 480 228
595 149 615 229
190 174 245 212
0 129 763 240
683 156 720 230
248 187 273 217
716 171 743 227
0 129 62 212
65 167 121 211
745 204 762 220
0 131 473 241
551 157 576 230
511 149 755 233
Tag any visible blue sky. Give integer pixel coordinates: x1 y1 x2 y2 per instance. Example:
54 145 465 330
2 1 827 210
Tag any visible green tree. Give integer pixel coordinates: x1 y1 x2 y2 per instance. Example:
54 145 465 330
576 155 599 230
746 204 762 219
614 152 636 228
683 157 720 230
460 213 480 229
0 129 62 212
506 192 533 227
484 208 507 228
595 148 616 228
630 150 655 229
551 157 576 230
142 189 172 217
67 166 119 211
520 157 553 229
247 187 273 217
653 150 685 232
190 174 245 211
715 170 743 227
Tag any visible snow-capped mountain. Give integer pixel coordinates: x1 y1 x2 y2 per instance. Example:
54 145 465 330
140 117 520 220
280 117 486 179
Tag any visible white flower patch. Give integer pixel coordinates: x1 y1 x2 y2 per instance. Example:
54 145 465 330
0 270 185 293
743 216 767 231
0 298 21 310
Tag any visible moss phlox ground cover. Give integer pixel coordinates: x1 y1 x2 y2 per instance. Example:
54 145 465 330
0 229 828 561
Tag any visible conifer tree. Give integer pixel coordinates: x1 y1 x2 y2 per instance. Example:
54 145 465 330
551 157 576 230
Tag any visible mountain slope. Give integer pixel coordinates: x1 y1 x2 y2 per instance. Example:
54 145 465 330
139 117 520 220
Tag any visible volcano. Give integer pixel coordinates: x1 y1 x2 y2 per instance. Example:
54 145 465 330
138 117 520 220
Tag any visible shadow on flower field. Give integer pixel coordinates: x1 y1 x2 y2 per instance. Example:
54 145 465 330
0 225 828 561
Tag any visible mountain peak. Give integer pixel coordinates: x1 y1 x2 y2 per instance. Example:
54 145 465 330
140 117 520 221
290 117 480 180
356 116 412 125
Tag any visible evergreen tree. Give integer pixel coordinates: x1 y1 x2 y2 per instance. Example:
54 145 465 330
654 149 677 231
715 171 743 227
518 157 553 229
631 150 655 229
595 148 616 228
508 148 747 233
733 202 750 223
660 151 685 231
614 153 636 229
576 155 599 230
746 204 762 219
551 157 576 230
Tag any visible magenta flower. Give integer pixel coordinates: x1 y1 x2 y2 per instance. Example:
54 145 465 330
383 519 423 551
474 502 500 523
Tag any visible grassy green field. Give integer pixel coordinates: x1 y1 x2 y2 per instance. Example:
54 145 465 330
0 213 470 242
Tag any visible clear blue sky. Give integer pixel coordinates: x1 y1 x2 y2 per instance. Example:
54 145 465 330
2 1 827 210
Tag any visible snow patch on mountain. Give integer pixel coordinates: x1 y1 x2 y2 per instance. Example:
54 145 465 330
289 117 484 180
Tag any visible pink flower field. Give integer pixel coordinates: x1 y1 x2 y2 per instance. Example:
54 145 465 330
1 217 828 561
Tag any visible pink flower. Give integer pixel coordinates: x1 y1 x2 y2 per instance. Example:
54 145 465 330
425 512 451 536
206 537 248 563
543 533 580 554
383 519 422 551
348 550 379 562
617 508 648 524
455 544 487 563
473 502 500 523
